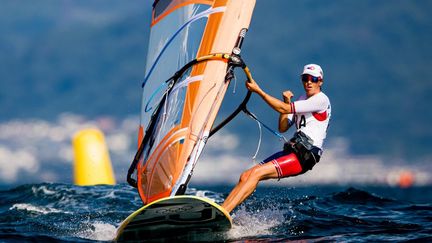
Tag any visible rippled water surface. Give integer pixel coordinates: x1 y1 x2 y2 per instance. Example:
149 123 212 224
1 183 431 242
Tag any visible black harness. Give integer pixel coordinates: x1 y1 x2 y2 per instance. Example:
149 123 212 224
284 131 322 172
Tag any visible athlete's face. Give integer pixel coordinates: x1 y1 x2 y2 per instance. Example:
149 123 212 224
301 75 322 97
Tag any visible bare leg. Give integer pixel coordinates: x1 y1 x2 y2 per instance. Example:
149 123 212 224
221 162 279 213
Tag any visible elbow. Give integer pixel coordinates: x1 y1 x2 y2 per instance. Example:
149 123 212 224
278 107 291 114
279 103 292 114
278 125 288 133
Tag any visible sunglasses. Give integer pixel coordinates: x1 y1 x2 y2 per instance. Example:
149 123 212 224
301 74 322 83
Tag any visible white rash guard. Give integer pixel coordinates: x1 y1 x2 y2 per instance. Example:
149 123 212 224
288 92 331 149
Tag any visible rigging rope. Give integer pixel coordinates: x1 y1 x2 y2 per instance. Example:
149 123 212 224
245 109 262 163
243 108 288 143
242 107 289 162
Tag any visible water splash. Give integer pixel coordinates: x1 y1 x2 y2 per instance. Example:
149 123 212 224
76 222 117 241
228 203 292 239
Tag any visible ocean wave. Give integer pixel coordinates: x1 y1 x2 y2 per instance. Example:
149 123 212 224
31 185 56 196
1 183 431 242
10 203 64 215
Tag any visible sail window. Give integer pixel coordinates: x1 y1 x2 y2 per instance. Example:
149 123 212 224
153 0 213 21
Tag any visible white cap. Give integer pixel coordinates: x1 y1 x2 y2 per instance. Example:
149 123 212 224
302 64 323 79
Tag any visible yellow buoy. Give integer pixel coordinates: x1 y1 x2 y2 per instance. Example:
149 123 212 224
72 128 116 186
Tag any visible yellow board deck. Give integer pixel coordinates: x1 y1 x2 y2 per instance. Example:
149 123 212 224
116 196 232 241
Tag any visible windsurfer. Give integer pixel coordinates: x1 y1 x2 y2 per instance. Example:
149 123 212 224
221 64 331 213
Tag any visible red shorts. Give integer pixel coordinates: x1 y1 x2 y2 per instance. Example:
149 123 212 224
260 151 303 179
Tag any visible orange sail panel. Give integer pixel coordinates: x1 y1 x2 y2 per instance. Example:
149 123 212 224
136 0 255 205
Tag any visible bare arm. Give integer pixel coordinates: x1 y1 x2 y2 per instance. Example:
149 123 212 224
246 79 293 114
278 91 294 132
279 113 290 133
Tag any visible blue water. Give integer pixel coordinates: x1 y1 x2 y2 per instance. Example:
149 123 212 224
1 183 431 242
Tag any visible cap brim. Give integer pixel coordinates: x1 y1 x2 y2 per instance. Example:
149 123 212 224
302 70 321 78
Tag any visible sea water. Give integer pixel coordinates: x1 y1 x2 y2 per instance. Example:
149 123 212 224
1 183 431 242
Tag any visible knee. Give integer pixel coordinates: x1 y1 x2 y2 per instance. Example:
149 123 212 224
239 171 249 183
239 167 259 183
